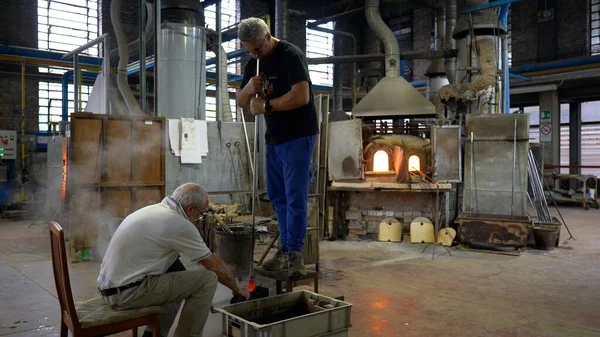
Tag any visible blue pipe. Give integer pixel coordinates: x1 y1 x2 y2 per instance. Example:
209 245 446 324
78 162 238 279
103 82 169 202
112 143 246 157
206 49 246 66
412 81 427 88
0 44 103 66
499 4 510 113
462 0 519 14
61 70 98 121
510 55 600 74
400 59 405 78
509 72 531 81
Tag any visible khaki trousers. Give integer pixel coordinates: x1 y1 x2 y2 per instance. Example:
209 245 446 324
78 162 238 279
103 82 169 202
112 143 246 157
103 269 218 337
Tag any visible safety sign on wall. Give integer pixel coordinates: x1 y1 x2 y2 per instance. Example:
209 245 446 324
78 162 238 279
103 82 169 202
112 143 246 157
540 110 552 142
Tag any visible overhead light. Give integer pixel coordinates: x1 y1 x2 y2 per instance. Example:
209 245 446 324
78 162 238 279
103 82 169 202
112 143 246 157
510 84 558 95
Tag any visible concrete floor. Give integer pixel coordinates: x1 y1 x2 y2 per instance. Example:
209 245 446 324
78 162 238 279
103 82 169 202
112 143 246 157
1 206 599 337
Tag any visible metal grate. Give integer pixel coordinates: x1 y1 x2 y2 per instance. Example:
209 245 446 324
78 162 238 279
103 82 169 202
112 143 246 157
306 21 334 87
593 0 600 55
38 81 92 132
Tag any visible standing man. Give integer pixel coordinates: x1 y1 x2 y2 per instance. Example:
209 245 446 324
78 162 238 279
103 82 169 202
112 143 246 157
236 18 318 277
97 183 249 337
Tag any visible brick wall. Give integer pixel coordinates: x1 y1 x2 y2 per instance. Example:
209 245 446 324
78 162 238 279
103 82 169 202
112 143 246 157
0 0 39 131
346 191 435 239
512 0 590 66
557 0 590 59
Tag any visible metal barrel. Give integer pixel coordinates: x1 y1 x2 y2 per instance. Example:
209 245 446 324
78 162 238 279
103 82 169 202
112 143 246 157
214 225 254 278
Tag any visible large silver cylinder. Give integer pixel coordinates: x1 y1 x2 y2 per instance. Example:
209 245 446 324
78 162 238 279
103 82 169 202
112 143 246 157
159 22 207 119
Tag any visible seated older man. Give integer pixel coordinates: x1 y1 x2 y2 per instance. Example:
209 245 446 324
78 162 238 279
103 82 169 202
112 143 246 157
97 183 249 337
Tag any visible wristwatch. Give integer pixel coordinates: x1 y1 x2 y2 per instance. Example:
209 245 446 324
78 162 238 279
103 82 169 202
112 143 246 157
264 98 272 114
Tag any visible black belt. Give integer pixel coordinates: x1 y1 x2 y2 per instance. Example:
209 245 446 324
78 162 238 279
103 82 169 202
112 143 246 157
99 280 143 297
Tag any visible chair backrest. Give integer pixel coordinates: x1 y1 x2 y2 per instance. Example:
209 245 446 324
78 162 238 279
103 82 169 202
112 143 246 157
48 221 79 327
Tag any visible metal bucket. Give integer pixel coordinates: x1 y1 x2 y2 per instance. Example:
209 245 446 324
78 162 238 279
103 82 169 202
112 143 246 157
533 227 558 251
214 225 253 278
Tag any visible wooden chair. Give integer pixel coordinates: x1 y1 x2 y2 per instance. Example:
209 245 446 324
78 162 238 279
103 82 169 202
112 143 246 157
48 221 162 337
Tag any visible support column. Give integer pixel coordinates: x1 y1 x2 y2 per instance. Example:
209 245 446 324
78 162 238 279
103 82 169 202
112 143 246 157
539 91 560 172
569 102 582 174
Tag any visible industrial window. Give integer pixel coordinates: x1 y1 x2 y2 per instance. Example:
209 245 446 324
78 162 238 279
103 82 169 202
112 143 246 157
204 88 237 122
592 0 600 55
204 0 239 121
306 21 334 87
525 105 570 174
204 0 240 75
38 81 93 132
37 0 98 131
37 0 99 74
581 101 600 176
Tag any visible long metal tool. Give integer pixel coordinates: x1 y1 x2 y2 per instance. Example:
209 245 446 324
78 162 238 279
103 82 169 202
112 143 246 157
248 57 260 292
470 132 475 215
511 119 517 216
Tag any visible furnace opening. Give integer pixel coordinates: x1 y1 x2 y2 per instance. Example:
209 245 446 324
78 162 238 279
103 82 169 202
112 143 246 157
373 150 390 172
408 155 420 172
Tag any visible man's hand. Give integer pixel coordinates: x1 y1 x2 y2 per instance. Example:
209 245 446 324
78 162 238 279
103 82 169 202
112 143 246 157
250 97 266 116
245 76 264 96
234 286 251 300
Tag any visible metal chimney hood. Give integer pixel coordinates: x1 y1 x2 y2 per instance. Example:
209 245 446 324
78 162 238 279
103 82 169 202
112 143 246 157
352 0 436 118
352 76 437 117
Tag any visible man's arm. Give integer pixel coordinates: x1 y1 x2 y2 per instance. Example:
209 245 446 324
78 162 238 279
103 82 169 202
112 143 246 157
269 81 310 112
236 62 256 109
199 254 245 296
236 84 253 109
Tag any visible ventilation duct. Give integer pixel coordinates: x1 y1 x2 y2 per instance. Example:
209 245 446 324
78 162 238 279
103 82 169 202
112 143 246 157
352 0 436 118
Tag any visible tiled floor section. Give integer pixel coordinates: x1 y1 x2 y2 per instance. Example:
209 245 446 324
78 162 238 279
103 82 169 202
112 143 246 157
1 207 600 336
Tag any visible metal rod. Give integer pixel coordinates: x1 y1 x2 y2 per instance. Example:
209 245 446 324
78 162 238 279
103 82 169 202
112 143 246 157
470 132 475 214
155 0 161 116
140 0 147 113
511 119 517 216
215 0 223 121
103 36 110 114
249 58 260 280
307 50 445 64
61 33 109 59
239 112 255 176
74 54 80 113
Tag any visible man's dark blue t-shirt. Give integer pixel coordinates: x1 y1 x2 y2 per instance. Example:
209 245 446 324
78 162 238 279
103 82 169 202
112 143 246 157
240 40 319 145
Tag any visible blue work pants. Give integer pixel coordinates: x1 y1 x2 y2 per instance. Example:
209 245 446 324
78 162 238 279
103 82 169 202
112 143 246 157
266 135 316 253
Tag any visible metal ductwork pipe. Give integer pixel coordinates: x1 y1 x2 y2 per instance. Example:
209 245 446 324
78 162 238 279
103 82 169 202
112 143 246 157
439 0 503 105
275 0 289 39
444 0 457 84
365 0 400 78
425 4 449 99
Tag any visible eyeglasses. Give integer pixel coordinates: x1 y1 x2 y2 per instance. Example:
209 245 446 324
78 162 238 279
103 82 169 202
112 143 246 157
243 40 266 56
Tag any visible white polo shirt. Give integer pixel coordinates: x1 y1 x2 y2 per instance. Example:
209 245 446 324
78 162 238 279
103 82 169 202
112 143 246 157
97 197 211 289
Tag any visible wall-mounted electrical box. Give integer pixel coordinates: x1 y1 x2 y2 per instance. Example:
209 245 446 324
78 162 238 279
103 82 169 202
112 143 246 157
0 131 17 160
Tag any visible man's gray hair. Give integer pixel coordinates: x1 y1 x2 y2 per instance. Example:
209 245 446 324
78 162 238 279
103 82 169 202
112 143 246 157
171 183 208 208
238 17 270 42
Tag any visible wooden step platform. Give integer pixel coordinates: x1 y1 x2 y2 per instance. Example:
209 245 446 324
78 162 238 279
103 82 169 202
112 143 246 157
255 266 319 295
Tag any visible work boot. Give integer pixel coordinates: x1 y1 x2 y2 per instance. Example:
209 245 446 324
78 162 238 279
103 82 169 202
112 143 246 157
288 251 306 277
262 249 288 271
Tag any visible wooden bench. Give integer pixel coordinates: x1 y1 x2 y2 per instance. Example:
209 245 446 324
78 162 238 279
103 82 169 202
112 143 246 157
254 267 319 295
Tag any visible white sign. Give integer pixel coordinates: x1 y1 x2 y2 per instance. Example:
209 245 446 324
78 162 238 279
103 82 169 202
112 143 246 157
540 124 552 142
